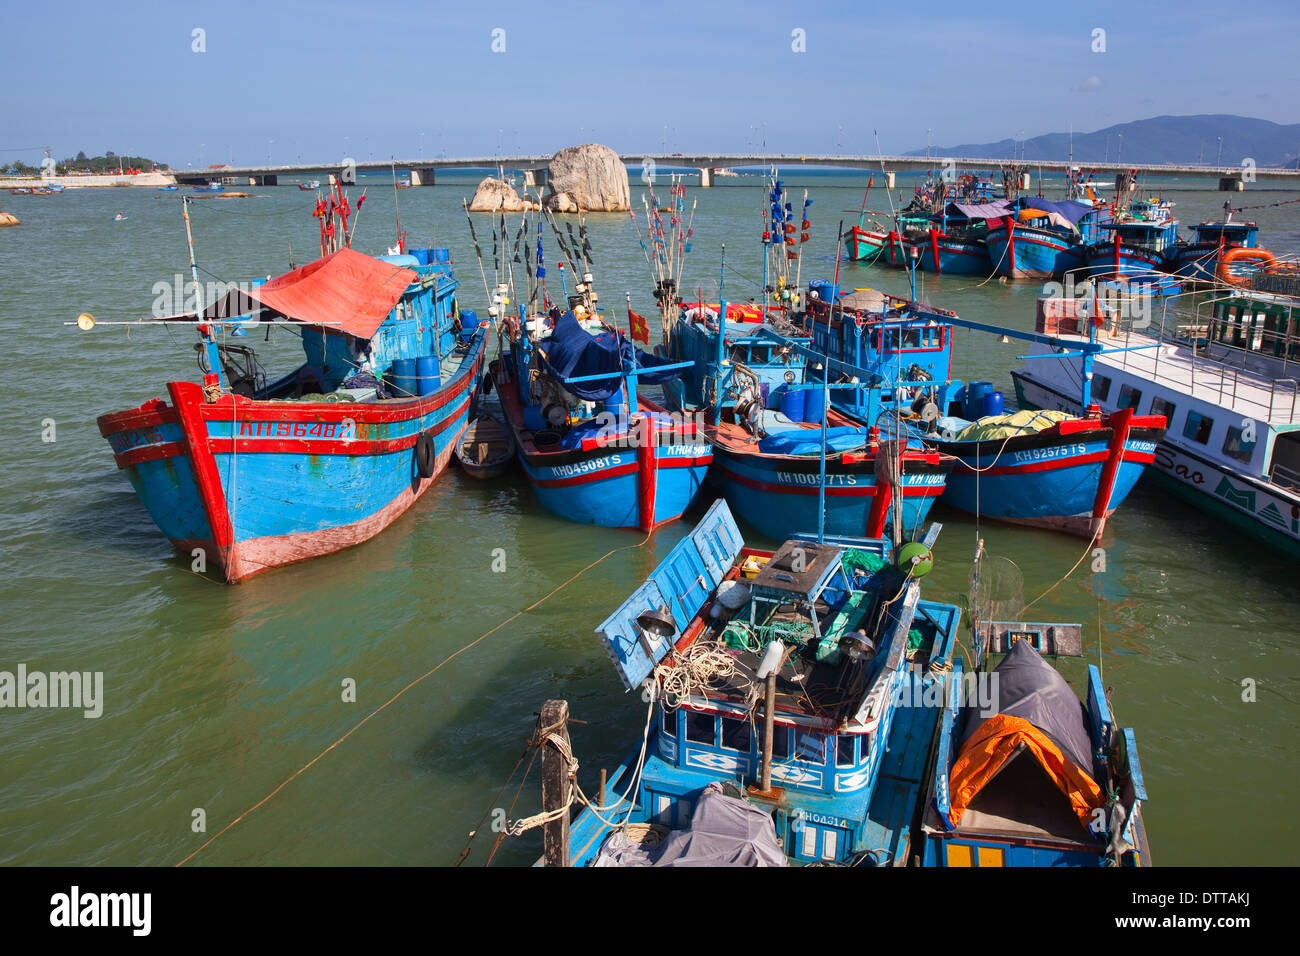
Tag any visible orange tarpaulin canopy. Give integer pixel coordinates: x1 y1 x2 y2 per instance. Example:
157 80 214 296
175 248 417 340
946 713 1105 830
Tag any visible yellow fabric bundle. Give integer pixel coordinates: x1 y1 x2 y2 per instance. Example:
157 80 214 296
955 408 1071 441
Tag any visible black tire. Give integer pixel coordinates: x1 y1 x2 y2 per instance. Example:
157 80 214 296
415 432 436 478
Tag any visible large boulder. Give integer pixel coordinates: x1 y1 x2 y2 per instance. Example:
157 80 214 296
468 177 538 212
545 144 629 212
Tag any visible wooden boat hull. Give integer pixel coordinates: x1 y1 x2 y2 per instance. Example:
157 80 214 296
492 359 712 531
936 412 1165 538
985 222 1086 280
97 332 487 583
844 226 889 263
707 436 952 542
908 232 992 276
875 231 991 275
454 415 514 479
1081 241 1167 281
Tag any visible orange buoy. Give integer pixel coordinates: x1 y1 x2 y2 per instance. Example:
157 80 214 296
1217 247 1276 286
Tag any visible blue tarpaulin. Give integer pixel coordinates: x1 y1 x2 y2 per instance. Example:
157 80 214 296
537 311 683 401
757 426 868 456
1021 197 1093 225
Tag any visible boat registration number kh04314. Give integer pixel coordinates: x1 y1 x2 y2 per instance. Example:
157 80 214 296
237 420 358 439
1012 442 1087 464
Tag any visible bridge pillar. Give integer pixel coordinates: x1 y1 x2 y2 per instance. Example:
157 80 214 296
253 174 278 186
880 170 896 189
698 167 713 188
523 168 547 188
410 168 435 186
1218 175 1245 192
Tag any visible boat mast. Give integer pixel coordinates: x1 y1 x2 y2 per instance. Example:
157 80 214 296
182 197 223 391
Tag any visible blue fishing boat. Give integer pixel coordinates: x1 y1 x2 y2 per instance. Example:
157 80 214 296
904 201 1000 276
921 633 1150 866
1081 198 1179 282
96 200 486 582
662 295 953 543
1167 206 1269 284
491 309 711 531
800 284 1166 538
563 498 963 866
985 197 1105 280
930 406 1165 538
156 185 179 191
192 182 224 193
704 409 953 543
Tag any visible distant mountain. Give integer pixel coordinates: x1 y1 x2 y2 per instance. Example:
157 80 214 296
908 115 1300 168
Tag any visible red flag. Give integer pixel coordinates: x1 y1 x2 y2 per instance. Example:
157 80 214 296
627 307 650 345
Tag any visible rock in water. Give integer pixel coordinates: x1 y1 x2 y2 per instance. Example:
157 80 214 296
547 192 579 213
545 144 630 212
468 178 537 212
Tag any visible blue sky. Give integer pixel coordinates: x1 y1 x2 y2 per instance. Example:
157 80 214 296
2 0 1297 167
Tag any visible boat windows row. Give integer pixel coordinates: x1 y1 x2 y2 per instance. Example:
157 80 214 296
1093 373 1257 463
666 708 860 766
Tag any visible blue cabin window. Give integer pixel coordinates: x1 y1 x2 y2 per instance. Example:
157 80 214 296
794 730 825 763
836 735 857 767
1118 384 1142 410
1184 411 1214 445
874 326 944 353
1091 374 1112 402
660 708 676 738
720 716 752 752
685 711 717 746
1151 396 1176 422
1223 425 1257 464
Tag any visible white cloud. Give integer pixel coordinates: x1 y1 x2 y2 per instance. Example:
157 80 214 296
1072 75 1104 92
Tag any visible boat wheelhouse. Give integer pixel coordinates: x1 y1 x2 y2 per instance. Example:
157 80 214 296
1168 211 1265 284
1080 198 1179 283
567 498 963 866
1012 291 1300 557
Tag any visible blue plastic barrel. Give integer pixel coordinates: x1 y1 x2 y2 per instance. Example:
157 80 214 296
415 356 441 396
596 382 628 418
808 279 838 306
779 385 806 422
459 309 478 341
965 381 992 419
804 386 826 424
981 390 1005 418
390 358 419 397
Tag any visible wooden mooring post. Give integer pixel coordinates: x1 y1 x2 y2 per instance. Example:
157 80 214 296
539 699 572 868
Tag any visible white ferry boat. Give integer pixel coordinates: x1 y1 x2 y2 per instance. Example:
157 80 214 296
1011 290 1300 558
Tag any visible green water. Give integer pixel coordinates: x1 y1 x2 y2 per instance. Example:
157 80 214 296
1 172 1297 866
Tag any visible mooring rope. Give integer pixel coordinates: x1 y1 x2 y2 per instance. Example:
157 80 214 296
175 530 654 866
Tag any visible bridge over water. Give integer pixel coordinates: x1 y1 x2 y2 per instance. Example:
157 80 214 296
177 153 1300 190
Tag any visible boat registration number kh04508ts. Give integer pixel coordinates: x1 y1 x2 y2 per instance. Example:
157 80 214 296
549 453 629 477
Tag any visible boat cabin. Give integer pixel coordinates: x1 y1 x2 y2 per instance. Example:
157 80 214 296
590 500 960 864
